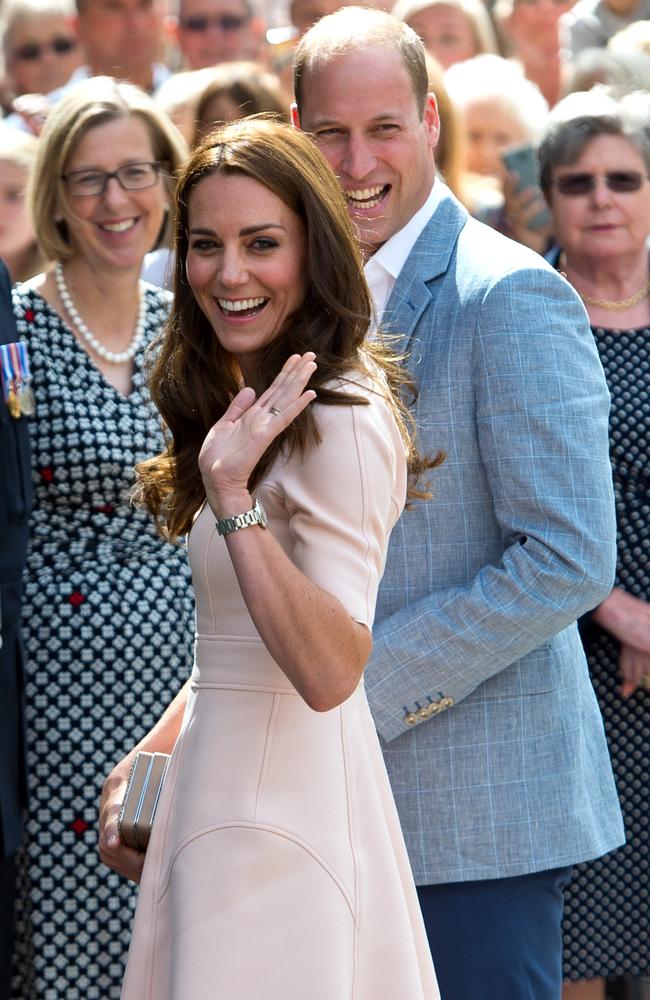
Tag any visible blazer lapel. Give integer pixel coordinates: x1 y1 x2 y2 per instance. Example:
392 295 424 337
380 187 469 358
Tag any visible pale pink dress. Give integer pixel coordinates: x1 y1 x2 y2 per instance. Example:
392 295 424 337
121 377 439 1000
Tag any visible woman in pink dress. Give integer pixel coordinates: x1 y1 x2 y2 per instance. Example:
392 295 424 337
98 116 440 1000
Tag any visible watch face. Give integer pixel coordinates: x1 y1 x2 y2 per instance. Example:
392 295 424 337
256 499 268 529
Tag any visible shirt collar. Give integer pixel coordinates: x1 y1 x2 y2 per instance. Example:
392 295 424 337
369 179 442 280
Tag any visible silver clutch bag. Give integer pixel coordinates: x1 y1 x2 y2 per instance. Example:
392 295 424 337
118 751 170 852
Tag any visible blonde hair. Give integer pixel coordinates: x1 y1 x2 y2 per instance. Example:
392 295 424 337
0 126 45 281
392 0 499 57
29 76 188 263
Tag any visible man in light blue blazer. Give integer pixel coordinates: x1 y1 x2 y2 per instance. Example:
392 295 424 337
294 10 624 998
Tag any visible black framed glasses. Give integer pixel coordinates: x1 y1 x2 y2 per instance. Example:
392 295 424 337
12 36 77 61
552 171 649 196
179 13 248 31
61 161 164 197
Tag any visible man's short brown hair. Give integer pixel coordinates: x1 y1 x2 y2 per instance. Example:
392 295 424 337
293 6 429 118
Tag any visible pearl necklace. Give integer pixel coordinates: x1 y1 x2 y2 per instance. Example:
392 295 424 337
54 262 146 364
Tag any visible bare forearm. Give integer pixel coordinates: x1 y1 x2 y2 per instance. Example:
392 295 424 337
220 501 370 710
98 680 191 879
592 587 650 653
130 679 191 756
200 355 370 711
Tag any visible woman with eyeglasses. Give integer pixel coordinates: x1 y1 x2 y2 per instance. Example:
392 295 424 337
9 77 195 1000
538 88 650 1000
1 0 82 109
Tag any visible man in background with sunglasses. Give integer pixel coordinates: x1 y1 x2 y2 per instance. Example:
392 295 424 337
173 0 264 69
1 0 82 107
1 0 169 134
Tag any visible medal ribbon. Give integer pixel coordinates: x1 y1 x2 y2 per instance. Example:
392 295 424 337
8 341 23 392
18 341 31 382
0 343 15 403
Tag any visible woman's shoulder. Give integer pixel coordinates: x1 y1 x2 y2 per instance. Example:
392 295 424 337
316 361 393 409
266 363 407 524
141 282 173 340
141 281 173 310
293 364 406 473
13 272 47 302
12 276 58 330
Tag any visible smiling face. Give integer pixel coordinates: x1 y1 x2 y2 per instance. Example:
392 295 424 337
296 46 438 255
407 3 478 68
186 172 307 380
5 13 82 97
549 134 650 267
59 114 167 273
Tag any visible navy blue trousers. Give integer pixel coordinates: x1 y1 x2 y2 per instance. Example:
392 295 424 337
418 867 572 1000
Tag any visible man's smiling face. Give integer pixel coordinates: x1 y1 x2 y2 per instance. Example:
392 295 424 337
295 45 439 255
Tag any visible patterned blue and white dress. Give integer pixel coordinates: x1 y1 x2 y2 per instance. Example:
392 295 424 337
562 323 650 982
10 284 195 1000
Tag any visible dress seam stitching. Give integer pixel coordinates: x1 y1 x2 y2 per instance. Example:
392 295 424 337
156 821 356 916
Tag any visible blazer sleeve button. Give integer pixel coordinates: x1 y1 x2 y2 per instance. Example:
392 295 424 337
404 712 418 726
417 706 430 720
439 696 454 710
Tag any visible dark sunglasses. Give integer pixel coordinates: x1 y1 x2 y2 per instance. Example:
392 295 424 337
179 13 248 30
13 36 77 61
552 171 649 196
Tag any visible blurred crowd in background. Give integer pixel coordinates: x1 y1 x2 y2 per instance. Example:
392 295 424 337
0 0 649 281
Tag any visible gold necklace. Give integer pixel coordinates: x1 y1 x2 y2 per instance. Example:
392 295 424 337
559 253 650 311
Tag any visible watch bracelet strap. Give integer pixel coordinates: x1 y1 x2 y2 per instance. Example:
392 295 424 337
215 499 262 536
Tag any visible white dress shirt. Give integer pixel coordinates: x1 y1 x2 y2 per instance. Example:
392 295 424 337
364 180 443 330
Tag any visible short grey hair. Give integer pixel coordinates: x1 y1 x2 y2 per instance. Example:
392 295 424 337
1 0 75 54
444 54 549 140
538 87 650 198
391 0 499 56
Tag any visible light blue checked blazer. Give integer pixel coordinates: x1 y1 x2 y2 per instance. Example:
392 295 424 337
364 186 625 886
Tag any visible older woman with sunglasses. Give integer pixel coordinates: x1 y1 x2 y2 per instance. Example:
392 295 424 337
539 88 650 1000
9 77 195 1000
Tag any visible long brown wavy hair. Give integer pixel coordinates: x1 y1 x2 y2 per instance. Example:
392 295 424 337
135 116 440 539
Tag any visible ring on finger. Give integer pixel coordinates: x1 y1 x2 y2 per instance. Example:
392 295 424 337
269 406 282 416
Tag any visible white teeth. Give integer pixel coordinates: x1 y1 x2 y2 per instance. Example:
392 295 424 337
346 185 386 207
101 219 136 233
218 297 266 312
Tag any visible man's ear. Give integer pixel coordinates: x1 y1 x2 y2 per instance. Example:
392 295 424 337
424 92 440 149
290 102 301 129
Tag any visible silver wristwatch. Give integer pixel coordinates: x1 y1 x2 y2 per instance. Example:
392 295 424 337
215 497 268 537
